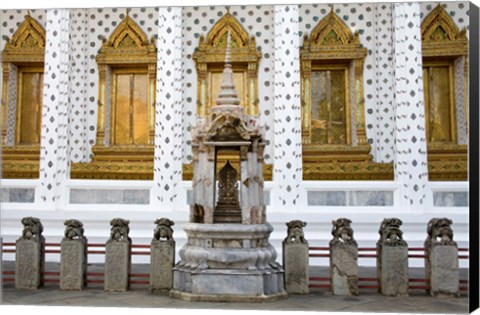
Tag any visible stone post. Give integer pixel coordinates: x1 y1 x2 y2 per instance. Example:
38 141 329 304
150 218 176 291
15 217 45 289
376 218 409 296
329 218 358 295
282 220 308 294
60 219 87 290
424 218 459 296
104 218 131 292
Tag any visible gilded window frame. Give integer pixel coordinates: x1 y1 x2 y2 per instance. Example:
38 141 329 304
95 13 157 147
192 12 261 118
300 9 368 147
421 5 469 181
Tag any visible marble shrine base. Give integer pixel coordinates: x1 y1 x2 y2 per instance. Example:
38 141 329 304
170 223 287 302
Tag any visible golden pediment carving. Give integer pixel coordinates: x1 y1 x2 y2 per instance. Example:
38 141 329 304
307 9 360 48
193 11 261 117
2 15 45 63
421 5 468 57
422 5 467 42
96 13 156 65
204 12 249 49
194 12 260 63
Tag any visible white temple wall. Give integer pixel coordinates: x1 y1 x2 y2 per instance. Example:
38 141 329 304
0 3 471 267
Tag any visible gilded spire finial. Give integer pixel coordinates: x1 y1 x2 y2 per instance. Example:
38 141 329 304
214 31 240 107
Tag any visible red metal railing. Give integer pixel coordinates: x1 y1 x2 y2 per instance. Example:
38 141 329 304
1 242 152 286
308 245 469 293
1 242 470 293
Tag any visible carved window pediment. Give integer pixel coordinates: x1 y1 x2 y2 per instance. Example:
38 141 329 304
302 9 364 61
421 5 468 57
96 14 156 65
192 12 261 117
2 15 45 63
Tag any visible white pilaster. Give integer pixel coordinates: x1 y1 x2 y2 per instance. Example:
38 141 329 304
37 9 71 208
271 5 303 210
393 3 429 210
374 3 396 163
152 7 183 211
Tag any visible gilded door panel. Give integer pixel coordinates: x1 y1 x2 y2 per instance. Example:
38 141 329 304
425 66 452 143
310 70 346 144
132 74 148 144
18 72 43 144
114 74 131 145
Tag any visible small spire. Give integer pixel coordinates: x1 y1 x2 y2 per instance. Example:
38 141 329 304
214 31 240 107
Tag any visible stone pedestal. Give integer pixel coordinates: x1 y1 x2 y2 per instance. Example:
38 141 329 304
426 244 459 296
150 240 175 291
15 238 45 289
283 241 309 294
330 243 358 295
60 239 87 290
104 240 131 291
377 244 409 296
171 223 287 302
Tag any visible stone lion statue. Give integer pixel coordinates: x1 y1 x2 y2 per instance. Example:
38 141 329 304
21 217 44 241
285 220 307 244
330 218 356 245
378 218 407 246
425 217 456 246
109 218 130 242
63 219 85 241
153 218 175 241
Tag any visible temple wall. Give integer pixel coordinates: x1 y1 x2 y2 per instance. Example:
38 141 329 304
0 3 471 266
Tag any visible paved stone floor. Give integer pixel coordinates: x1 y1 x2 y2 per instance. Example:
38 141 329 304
0 262 470 313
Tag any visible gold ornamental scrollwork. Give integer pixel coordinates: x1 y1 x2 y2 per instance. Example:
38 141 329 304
192 12 261 117
71 13 157 180
1 15 45 179
300 9 392 180
421 5 468 181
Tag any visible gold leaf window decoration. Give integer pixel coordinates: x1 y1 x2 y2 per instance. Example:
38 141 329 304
70 12 157 180
1 14 45 179
192 11 261 118
300 9 393 180
421 5 468 181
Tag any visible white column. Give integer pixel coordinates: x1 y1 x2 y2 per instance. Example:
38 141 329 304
271 5 303 210
393 3 429 210
152 7 183 211
37 9 71 208
69 9 89 162
374 3 396 163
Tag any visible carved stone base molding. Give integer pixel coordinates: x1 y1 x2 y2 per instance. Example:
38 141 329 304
71 145 153 180
302 144 394 180
1 145 40 179
427 143 468 181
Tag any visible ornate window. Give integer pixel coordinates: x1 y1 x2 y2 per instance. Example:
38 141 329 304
421 5 468 181
71 13 157 179
183 11 262 181
300 10 393 180
1 14 45 178
192 11 261 118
